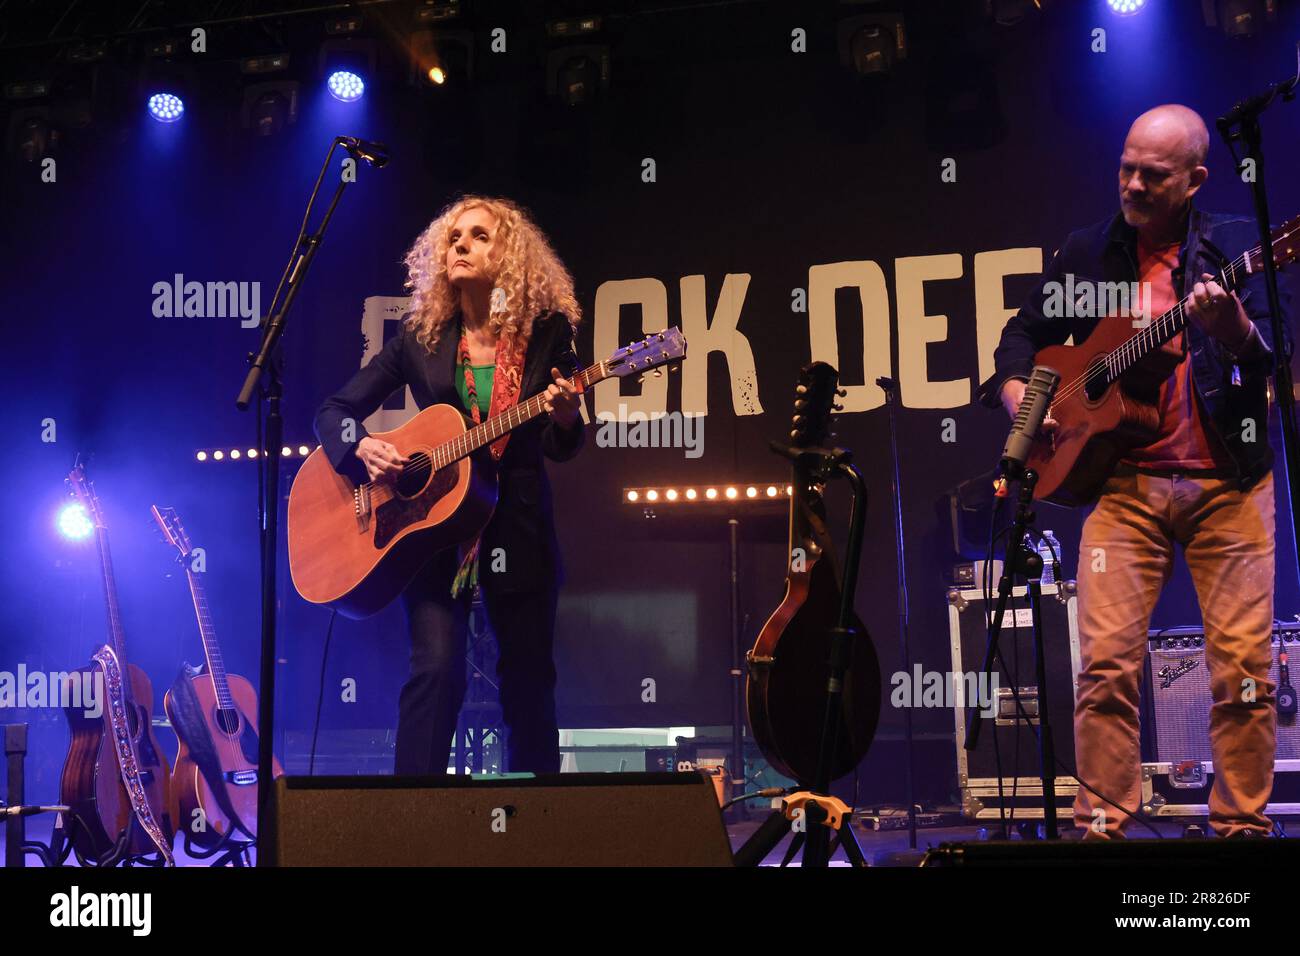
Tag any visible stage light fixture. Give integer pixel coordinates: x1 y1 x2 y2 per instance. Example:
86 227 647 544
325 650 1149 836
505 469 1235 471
837 14 907 76
213 450 225 461
547 45 610 106
327 71 364 102
319 20 377 102
147 92 184 122
415 1 463 24
242 82 299 136
1107 0 1145 14
622 484 793 510
58 503 94 541
196 451 208 462
409 30 473 88
1204 0 1276 37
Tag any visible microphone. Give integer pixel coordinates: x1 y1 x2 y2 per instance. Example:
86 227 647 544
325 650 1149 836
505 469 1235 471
338 136 390 167
1000 365 1060 476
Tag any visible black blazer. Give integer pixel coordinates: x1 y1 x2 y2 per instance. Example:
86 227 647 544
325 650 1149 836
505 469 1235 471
313 311 585 593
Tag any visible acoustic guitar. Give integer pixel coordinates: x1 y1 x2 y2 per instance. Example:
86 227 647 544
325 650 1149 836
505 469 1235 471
59 459 174 865
1028 214 1299 505
153 505 281 848
289 328 687 618
746 362 881 784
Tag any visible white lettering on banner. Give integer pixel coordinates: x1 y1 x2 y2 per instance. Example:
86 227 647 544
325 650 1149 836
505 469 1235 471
593 278 670 421
896 253 967 408
974 248 1043 389
807 260 892 413
357 247 1049 431
678 273 763 416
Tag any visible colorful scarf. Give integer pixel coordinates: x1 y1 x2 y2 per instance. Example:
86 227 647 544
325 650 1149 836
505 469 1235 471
451 328 524 597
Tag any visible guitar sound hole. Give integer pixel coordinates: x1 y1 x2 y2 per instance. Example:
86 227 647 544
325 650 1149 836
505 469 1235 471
395 454 434 498
1084 361 1109 402
214 707 241 735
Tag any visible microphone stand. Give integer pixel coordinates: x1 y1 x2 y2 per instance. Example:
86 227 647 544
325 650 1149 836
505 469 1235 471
964 463 1059 839
235 137 372 857
1217 63 1300 599
876 376 918 850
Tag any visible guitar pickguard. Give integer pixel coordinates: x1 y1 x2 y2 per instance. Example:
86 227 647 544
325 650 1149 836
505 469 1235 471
373 464 459 550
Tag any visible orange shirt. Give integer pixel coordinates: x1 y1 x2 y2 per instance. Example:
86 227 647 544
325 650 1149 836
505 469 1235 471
1121 238 1232 470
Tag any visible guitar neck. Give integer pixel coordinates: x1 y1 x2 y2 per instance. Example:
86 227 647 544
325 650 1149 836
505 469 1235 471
1110 250 1251 378
427 361 609 469
184 568 236 712
92 523 135 706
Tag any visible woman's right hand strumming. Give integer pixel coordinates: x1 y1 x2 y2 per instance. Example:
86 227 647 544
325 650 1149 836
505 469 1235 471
355 436 406 483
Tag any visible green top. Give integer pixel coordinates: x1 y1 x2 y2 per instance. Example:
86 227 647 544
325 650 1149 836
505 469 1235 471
455 362 495 419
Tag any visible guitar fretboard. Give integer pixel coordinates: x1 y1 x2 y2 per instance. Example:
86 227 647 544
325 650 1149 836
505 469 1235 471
185 568 237 715
1105 251 1251 382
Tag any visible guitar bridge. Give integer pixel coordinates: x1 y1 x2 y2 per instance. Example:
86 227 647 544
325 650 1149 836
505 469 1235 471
354 484 372 534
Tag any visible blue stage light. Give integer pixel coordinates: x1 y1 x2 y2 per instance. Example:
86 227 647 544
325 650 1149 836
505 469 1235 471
1107 0 1145 14
57 503 94 541
327 71 365 102
148 92 185 122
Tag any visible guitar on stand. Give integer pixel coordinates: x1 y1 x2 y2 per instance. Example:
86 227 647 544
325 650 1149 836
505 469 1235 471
152 505 281 862
58 458 174 866
737 362 881 867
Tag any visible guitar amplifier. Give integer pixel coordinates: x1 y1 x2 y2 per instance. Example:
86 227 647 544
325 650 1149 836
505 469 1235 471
1143 623 1300 763
947 581 1081 820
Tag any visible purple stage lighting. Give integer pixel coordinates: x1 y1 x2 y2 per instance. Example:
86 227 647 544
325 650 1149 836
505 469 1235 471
327 71 365 102
148 92 185 122
1107 0 1145 14
57 502 94 541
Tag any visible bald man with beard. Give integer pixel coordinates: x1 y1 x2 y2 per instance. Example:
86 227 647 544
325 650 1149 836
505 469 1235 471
979 104 1291 839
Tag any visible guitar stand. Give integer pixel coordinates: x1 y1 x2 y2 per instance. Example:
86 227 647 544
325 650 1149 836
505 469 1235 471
964 467 1061 839
735 448 871 868
184 828 255 867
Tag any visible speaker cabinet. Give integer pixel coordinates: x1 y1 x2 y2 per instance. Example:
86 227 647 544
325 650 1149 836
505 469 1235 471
265 771 734 866
1144 625 1300 763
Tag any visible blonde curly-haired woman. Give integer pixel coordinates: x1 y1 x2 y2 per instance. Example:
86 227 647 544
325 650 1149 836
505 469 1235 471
314 195 584 775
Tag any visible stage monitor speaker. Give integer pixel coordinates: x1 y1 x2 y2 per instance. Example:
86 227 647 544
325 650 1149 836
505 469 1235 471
265 771 734 866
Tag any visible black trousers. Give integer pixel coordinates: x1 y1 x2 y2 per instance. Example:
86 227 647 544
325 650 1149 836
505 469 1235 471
393 547 561 775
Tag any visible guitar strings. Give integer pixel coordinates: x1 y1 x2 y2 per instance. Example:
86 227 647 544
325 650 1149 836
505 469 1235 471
1046 253 1249 409
357 362 607 496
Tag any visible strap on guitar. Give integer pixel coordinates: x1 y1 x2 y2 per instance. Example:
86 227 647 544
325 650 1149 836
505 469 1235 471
168 664 254 842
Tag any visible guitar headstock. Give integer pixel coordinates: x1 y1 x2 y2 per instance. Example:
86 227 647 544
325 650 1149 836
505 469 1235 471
604 327 687 380
151 505 194 563
1246 213 1300 274
66 457 105 530
790 362 842 449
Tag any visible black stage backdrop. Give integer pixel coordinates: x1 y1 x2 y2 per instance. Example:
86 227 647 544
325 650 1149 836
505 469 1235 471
4 1 1298 803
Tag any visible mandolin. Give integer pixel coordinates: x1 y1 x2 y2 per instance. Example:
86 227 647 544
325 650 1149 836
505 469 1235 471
1028 214 1299 505
153 505 282 849
288 328 687 618
59 459 174 865
746 362 881 784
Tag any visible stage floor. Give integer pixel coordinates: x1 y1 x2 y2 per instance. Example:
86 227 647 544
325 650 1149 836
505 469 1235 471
3 814 1221 867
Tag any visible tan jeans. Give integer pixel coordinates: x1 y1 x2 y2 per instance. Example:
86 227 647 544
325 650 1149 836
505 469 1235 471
1072 469 1276 838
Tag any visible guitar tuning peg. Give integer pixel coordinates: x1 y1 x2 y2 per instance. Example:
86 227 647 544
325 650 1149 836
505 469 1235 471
836 388 846 397
796 384 807 394
832 403 843 412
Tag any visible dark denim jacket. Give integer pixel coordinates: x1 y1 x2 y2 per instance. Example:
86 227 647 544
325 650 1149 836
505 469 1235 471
976 207 1292 489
